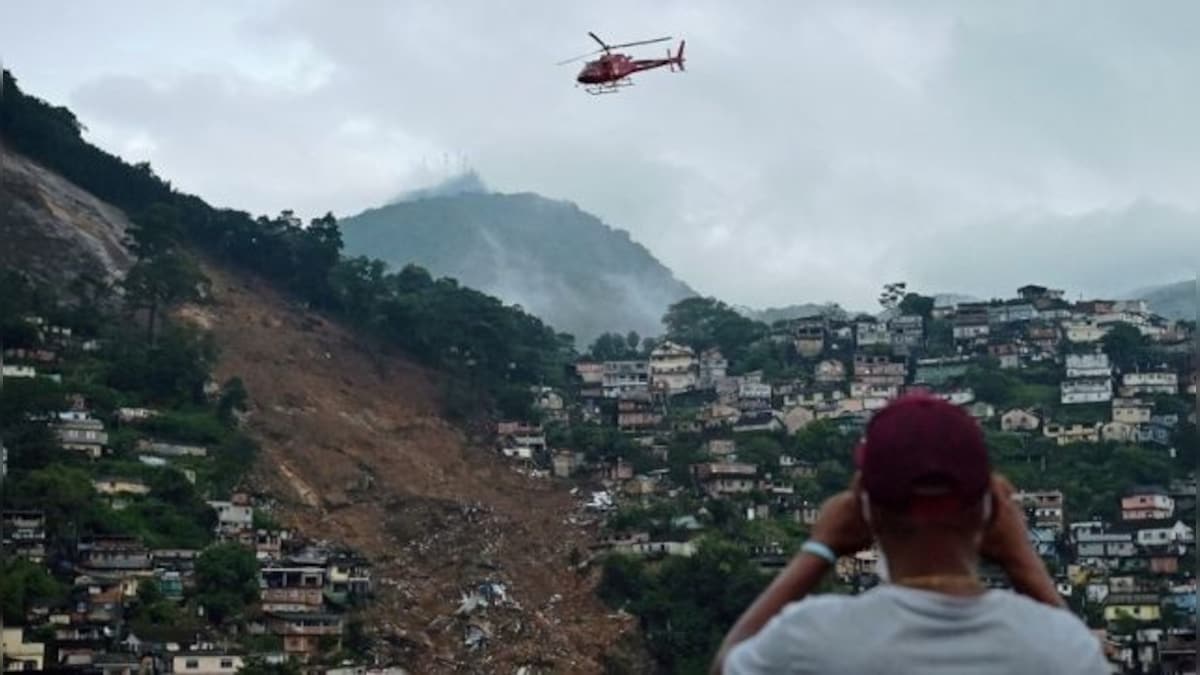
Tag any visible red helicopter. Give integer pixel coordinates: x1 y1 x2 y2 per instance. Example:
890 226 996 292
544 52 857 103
558 32 686 94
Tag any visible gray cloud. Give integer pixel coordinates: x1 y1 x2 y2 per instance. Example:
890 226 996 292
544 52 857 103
3 0 1198 309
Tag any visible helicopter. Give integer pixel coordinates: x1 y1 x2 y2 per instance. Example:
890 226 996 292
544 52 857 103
557 32 686 94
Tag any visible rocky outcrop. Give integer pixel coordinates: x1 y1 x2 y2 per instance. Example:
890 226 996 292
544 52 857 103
0 145 133 288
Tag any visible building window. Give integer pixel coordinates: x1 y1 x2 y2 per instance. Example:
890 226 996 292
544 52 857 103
220 658 235 669
186 659 199 669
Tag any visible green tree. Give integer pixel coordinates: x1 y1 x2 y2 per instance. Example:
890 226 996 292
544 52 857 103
625 331 641 354
898 293 935 319
9 464 104 543
0 559 66 622
1100 322 1148 371
589 332 636 361
878 282 907 312
598 539 770 673
194 543 260 624
128 578 181 626
124 251 206 345
663 297 766 368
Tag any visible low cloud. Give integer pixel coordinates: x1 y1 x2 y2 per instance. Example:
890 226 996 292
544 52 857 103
4 0 1199 308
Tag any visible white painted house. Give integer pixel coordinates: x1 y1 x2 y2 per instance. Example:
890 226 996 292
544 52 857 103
1121 371 1179 396
1135 521 1194 547
649 341 698 394
1061 378 1112 405
1065 353 1111 379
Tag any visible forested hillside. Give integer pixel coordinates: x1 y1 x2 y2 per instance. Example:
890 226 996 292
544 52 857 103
1 68 572 419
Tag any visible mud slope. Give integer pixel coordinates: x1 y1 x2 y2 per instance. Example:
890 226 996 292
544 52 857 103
187 263 632 674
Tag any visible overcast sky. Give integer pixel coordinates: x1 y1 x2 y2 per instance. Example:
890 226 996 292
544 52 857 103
3 1 1198 310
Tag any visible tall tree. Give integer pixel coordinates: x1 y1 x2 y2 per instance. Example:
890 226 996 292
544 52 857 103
898 292 935 319
124 252 206 345
663 297 766 365
878 282 908 312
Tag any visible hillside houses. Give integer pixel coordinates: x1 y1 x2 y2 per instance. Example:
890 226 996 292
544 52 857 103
473 281 1200 669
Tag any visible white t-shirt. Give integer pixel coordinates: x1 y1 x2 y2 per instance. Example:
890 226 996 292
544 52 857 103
725 585 1111 674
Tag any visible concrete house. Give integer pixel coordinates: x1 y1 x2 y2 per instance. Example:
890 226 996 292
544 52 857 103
57 416 108 459
1001 408 1041 432
853 355 906 388
1064 321 1108 344
2 510 47 562
261 564 326 613
1134 520 1194 548
267 612 343 658
1060 378 1113 405
1013 490 1065 532
1120 370 1179 397
989 343 1021 369
1018 285 1066 303
698 348 728 389
601 360 649 398
1066 352 1111 379
791 318 827 358
208 496 254 537
1043 422 1102 446
781 406 815 434
691 462 758 498
855 317 890 348
169 652 245 675
814 359 847 383
2 627 46 672
1121 488 1174 521
616 392 663 431
913 357 971 386
1103 594 1161 623
1102 421 1136 443
137 440 208 458
78 535 151 573
648 341 698 394
1112 399 1153 425
888 314 924 355
952 303 990 343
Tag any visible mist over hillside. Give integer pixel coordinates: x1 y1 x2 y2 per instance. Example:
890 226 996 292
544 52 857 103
342 181 697 343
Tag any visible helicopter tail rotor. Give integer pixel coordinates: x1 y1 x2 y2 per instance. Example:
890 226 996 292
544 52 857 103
670 40 686 72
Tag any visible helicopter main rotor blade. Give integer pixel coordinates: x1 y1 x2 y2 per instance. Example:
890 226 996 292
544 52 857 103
606 36 672 50
588 32 609 50
555 48 604 66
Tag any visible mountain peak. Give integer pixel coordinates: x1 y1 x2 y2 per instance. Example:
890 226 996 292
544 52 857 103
341 191 696 342
390 170 488 204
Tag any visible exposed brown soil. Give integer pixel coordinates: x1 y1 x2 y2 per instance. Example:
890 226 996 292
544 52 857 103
185 262 638 674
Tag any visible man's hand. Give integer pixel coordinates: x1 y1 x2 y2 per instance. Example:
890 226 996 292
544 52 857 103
980 473 1034 566
810 474 873 557
980 473 1065 608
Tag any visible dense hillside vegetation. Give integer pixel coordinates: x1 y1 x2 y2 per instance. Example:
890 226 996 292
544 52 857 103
341 189 696 343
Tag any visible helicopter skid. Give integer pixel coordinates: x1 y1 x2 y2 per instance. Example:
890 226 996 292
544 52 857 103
583 79 634 95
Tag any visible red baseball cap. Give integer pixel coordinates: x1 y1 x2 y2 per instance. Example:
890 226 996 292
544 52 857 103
855 394 990 513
